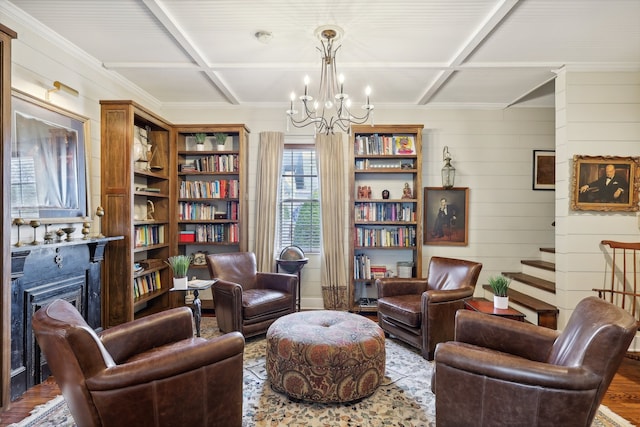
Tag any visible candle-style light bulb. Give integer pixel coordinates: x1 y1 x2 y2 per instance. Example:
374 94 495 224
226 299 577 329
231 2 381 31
365 86 372 105
303 75 310 96
339 74 345 94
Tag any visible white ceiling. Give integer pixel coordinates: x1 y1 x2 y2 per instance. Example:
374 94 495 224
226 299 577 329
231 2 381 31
6 0 640 109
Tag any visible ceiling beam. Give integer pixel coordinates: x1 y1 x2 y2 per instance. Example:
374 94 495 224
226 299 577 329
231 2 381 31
418 0 521 105
141 0 239 104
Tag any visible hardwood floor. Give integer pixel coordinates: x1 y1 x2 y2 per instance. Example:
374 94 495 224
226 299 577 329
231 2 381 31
1 354 639 426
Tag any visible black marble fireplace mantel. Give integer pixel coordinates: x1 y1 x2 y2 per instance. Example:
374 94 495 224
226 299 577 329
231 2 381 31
10 236 121 400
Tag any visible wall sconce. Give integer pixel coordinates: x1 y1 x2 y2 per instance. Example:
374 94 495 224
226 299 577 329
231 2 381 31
46 80 79 101
441 146 456 189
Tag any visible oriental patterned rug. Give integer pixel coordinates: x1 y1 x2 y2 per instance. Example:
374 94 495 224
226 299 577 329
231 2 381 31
10 317 634 427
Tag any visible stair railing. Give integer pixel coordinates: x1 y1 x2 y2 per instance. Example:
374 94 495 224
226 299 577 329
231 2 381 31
595 240 640 328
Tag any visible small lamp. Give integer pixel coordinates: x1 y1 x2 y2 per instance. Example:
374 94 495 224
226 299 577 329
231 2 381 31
441 146 456 189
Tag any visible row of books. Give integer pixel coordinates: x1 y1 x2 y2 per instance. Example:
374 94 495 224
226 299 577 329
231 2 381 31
133 271 161 299
134 224 165 248
354 134 416 156
192 223 239 243
354 254 388 280
354 226 417 248
179 201 238 220
354 159 414 170
354 202 415 222
180 154 238 173
179 179 239 199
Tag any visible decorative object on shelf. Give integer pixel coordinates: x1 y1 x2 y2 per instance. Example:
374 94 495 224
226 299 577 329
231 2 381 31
357 185 371 199
394 135 416 155
95 206 105 238
30 220 41 245
167 255 192 290
214 132 227 150
382 189 390 199
146 200 155 220
397 261 413 278
43 224 54 244
441 146 455 189
82 219 91 239
192 251 208 266
62 227 76 242
489 275 511 309
12 217 24 247
194 133 206 151
571 155 639 212
401 183 412 199
286 25 373 135
424 187 469 246
55 228 65 242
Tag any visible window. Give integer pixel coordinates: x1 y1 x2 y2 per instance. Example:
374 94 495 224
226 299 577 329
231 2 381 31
278 145 321 253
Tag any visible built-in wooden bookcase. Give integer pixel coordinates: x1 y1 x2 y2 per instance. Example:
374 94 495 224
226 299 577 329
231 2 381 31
100 101 174 327
348 124 424 313
172 125 249 308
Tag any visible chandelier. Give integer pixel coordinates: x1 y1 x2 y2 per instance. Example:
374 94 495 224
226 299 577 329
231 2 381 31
286 26 374 135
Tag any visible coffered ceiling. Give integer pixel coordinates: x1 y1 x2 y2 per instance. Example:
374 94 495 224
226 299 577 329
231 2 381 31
5 0 640 109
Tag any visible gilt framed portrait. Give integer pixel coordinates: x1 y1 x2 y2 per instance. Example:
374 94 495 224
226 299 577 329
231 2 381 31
532 150 555 190
571 155 639 212
423 187 469 246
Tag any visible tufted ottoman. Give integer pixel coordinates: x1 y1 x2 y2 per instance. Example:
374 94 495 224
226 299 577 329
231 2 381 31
266 310 385 403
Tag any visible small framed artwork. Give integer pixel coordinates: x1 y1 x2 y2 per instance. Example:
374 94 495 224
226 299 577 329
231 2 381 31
571 155 639 212
393 135 416 155
424 187 469 246
532 150 555 190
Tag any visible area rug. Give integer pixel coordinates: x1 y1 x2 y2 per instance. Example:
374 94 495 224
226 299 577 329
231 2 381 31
10 317 634 427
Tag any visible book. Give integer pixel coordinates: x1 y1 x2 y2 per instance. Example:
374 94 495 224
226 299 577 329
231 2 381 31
393 135 416 155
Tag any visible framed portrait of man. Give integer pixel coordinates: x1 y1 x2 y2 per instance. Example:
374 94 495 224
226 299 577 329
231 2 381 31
571 155 639 212
423 187 469 246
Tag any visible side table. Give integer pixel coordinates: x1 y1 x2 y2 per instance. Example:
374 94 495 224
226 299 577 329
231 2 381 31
171 279 217 337
276 258 308 311
464 297 525 322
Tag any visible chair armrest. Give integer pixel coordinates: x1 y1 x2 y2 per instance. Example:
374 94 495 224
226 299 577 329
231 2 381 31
376 278 428 298
424 286 474 304
100 307 194 363
435 341 600 390
87 332 245 391
454 310 559 362
257 272 297 294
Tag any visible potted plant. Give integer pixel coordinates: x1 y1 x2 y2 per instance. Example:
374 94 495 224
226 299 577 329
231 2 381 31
167 255 192 289
214 132 227 151
194 133 207 151
489 275 510 309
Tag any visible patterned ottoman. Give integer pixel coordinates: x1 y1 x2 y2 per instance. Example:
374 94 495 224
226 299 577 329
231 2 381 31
266 310 385 403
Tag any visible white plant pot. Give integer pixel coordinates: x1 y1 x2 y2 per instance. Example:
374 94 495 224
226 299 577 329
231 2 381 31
215 144 226 151
494 295 509 310
196 144 205 151
173 276 188 290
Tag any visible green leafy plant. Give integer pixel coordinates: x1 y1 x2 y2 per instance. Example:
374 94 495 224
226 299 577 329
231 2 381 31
194 133 207 144
214 132 227 145
488 275 511 297
166 255 192 278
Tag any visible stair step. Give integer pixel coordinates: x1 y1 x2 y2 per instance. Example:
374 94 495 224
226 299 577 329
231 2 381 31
501 272 555 294
482 285 558 329
521 260 555 272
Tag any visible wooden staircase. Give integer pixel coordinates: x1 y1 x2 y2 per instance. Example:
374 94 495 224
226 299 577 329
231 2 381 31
482 247 559 329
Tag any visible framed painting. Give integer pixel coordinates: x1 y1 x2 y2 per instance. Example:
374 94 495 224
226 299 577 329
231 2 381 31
571 155 639 212
423 187 469 246
11 90 91 223
533 150 555 190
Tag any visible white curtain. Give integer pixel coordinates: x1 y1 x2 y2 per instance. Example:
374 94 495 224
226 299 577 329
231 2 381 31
254 132 284 272
316 132 349 310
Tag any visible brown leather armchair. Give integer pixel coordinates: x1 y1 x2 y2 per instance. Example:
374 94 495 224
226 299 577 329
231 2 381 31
433 296 637 427
207 252 297 338
33 299 245 427
376 256 482 360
